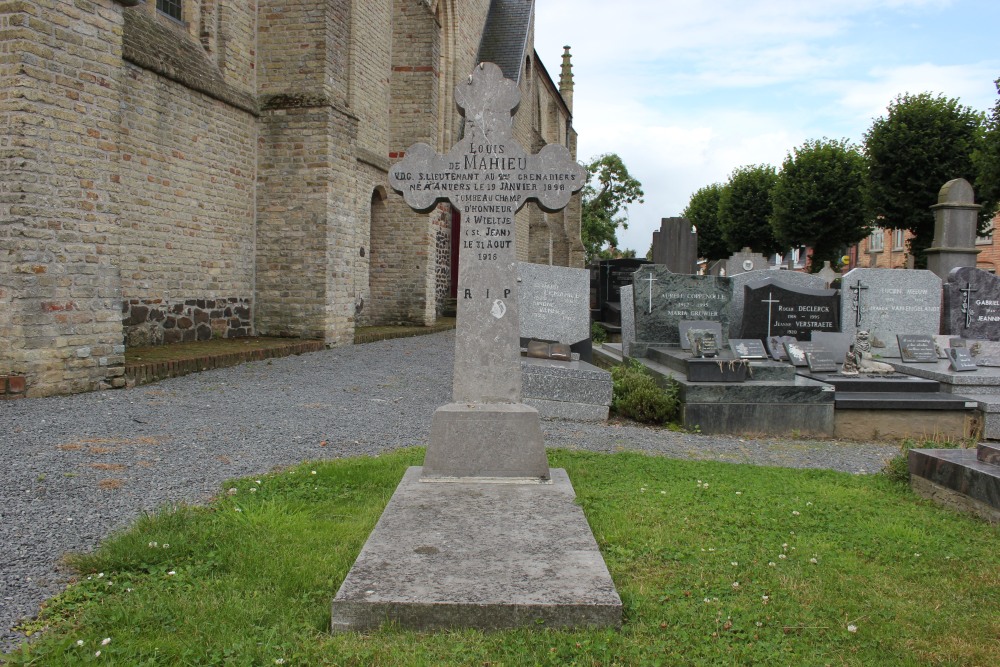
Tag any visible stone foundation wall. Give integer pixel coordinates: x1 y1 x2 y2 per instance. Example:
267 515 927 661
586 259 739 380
122 297 252 347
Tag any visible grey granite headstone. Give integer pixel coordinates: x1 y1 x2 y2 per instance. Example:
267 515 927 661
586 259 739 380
942 267 1000 341
839 268 943 358
632 268 732 355
389 62 586 479
728 269 826 338
518 262 590 345
724 247 770 277
740 278 839 340
620 285 635 358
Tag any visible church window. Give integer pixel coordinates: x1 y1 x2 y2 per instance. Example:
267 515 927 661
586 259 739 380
157 0 182 22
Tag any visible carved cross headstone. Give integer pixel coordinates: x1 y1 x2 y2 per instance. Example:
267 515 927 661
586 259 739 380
960 282 979 329
850 280 868 327
389 63 586 480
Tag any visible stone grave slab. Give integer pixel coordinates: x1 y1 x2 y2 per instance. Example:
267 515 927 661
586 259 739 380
632 269 732 356
942 267 1000 340
678 320 723 351
740 277 839 341
728 269 826 338
897 334 938 363
334 62 620 632
729 339 767 359
840 268 943 358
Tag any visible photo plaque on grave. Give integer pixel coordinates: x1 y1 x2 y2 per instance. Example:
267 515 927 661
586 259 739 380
947 347 978 372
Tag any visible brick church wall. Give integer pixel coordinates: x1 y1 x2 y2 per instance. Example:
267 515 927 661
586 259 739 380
0 0 128 396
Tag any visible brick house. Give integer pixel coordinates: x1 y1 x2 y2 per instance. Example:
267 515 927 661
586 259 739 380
850 216 998 272
0 0 583 396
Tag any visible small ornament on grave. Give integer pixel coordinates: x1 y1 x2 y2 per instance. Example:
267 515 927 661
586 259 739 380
840 349 860 376
852 330 895 375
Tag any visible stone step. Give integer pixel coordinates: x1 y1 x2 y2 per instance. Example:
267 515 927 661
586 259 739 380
909 448 1000 523
834 392 979 411
979 443 1000 465
801 372 940 393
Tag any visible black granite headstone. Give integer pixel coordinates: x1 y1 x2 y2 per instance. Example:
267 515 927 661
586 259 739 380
806 350 838 373
942 267 1000 341
596 258 649 326
740 278 839 341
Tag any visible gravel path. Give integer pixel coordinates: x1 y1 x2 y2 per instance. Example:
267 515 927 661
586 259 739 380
0 330 900 651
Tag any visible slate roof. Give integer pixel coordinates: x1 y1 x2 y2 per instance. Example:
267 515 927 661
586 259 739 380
477 0 534 83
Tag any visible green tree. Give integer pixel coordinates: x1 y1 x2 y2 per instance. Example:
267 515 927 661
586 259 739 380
974 78 1000 224
863 92 984 268
771 138 869 271
682 183 731 261
581 153 644 262
717 164 781 255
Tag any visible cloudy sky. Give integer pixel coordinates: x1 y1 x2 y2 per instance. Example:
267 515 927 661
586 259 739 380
533 0 1000 255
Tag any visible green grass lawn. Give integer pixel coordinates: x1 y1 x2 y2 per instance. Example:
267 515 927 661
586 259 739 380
7 449 999 666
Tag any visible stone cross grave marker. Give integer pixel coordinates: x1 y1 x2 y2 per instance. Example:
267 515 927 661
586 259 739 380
942 267 1000 341
389 63 587 479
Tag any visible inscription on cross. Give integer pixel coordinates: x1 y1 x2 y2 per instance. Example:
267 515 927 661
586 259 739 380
390 63 586 405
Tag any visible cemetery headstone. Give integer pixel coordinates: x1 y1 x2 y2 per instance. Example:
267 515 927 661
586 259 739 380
729 339 768 359
333 62 621 634
896 334 939 363
631 268 732 356
724 247 770 277
925 178 982 280
947 347 978 372
518 262 591 360
839 268 943 357
678 320 723 351
739 278 840 340
620 285 635 357
650 217 698 273
596 258 649 326
942 267 1000 341
728 269 826 338
388 62 587 478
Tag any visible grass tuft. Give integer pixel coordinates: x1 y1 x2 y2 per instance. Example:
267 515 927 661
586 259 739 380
7 448 999 666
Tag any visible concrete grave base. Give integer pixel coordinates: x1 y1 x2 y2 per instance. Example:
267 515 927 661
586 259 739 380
330 467 622 632
834 409 979 441
423 402 550 481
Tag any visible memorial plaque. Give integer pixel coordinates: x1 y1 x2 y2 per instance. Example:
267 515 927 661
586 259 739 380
728 269 826 338
896 334 938 363
839 268 942 357
942 267 1000 340
688 329 719 358
678 320 723 351
766 335 796 361
806 351 838 373
729 339 768 359
740 278 839 340
388 63 587 479
947 347 978 372
518 263 589 346
810 331 854 365
632 269 732 355
784 340 825 367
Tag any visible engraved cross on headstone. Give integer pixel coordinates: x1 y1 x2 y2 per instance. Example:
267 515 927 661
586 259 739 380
850 280 869 327
389 63 586 480
390 63 585 404
643 271 658 314
761 292 779 340
959 281 979 329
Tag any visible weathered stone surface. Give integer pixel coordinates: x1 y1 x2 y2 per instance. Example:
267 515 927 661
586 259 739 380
650 217 697 273
331 468 622 631
518 262 590 345
620 285 635 358
925 178 982 280
942 267 1000 340
839 268 942 357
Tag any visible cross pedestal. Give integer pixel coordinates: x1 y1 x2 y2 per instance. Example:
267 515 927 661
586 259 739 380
331 63 621 632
